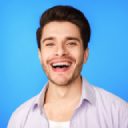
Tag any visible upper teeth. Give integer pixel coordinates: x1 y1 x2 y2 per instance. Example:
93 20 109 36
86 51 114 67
52 62 70 67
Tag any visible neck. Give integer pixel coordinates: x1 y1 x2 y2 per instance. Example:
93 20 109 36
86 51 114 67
45 76 82 103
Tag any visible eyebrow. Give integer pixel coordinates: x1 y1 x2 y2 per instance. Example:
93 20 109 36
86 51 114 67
65 37 81 42
41 37 55 43
41 36 81 43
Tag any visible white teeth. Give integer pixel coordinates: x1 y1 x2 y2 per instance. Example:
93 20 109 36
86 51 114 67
52 62 70 67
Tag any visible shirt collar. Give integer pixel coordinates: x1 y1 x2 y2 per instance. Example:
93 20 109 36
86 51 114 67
32 83 48 111
32 77 96 111
81 78 96 105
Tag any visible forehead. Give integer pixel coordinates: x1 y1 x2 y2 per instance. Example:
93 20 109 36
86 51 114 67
41 21 81 40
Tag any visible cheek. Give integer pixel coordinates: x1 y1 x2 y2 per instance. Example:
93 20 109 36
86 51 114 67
40 51 52 64
76 52 85 64
70 49 84 59
40 52 47 64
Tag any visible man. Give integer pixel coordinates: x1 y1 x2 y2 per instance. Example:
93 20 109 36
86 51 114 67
8 5 128 128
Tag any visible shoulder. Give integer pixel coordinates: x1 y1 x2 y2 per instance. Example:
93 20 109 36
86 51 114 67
8 95 37 128
92 85 128 127
83 78 127 106
14 95 37 115
93 85 128 112
93 85 127 104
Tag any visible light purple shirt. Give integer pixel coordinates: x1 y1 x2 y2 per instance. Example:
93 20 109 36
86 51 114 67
8 78 128 128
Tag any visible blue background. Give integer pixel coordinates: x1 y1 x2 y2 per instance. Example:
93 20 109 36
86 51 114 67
0 0 128 127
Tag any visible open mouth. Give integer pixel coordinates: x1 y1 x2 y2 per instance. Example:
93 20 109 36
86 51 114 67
51 62 71 72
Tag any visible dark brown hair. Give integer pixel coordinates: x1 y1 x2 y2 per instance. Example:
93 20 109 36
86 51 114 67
36 5 91 50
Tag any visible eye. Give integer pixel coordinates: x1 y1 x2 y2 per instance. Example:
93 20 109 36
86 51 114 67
45 42 55 47
67 42 77 46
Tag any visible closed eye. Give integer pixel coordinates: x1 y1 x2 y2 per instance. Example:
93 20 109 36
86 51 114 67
45 42 55 46
67 42 77 46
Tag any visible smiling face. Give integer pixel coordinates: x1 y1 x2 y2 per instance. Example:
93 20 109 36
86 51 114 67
38 21 88 86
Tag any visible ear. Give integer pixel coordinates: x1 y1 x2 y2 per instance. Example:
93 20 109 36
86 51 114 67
83 48 89 64
38 49 42 63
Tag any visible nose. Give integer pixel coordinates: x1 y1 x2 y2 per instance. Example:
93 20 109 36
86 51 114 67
55 44 67 56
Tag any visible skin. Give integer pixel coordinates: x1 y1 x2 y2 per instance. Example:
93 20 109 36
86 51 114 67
38 21 89 121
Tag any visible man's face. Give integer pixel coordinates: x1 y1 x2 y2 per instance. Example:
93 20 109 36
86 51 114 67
38 21 88 86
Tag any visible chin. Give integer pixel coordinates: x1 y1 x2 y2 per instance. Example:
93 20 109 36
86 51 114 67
50 77 73 86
